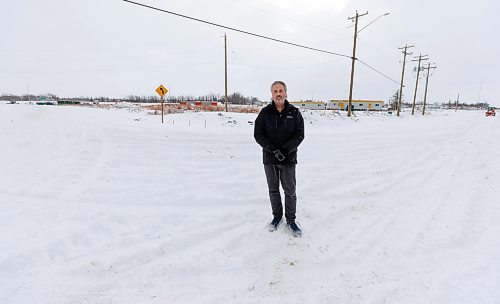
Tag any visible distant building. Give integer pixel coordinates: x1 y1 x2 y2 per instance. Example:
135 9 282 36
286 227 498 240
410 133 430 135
290 99 384 111
194 101 218 107
327 99 384 111
36 96 57 105
58 100 81 105
289 101 326 110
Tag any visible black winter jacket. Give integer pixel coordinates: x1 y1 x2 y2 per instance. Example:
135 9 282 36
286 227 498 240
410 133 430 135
254 100 305 164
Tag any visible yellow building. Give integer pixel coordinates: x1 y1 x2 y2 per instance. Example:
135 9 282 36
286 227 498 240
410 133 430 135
290 100 384 111
327 100 384 111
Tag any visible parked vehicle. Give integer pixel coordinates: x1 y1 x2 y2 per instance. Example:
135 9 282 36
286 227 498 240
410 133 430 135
486 107 496 117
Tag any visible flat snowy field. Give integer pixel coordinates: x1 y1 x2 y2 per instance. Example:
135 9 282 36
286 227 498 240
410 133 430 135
1 103 499 303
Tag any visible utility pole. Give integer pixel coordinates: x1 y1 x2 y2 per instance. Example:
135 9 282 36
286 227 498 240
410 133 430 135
422 62 437 115
455 93 460 112
397 44 413 116
347 10 368 118
411 54 429 115
224 33 228 112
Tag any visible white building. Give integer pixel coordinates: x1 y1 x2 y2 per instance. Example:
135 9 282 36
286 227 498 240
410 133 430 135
289 101 326 110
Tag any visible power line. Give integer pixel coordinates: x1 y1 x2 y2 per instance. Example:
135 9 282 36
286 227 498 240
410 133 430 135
357 58 400 85
122 0 400 85
123 0 350 59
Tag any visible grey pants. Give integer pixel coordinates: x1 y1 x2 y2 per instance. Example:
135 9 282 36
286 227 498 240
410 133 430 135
264 164 297 223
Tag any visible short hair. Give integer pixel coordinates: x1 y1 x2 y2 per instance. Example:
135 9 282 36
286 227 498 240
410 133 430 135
270 81 287 92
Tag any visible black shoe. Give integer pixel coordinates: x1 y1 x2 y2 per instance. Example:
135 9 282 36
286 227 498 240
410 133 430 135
287 222 302 237
268 217 283 232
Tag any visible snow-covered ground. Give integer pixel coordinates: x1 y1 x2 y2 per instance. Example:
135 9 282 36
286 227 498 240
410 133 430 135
1 103 499 304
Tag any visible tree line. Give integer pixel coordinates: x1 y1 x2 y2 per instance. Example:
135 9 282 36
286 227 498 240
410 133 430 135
386 90 490 110
1 92 490 109
0 92 263 105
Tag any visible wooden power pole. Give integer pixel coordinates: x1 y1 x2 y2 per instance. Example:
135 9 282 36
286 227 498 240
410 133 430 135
421 63 437 115
347 11 368 118
397 44 413 116
411 54 429 115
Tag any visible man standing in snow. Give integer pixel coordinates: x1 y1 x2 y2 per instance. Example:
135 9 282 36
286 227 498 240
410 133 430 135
254 81 305 237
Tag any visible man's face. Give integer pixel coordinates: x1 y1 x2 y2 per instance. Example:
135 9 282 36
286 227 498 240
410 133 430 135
271 84 287 106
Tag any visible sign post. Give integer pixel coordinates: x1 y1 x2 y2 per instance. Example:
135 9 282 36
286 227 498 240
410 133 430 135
156 84 168 123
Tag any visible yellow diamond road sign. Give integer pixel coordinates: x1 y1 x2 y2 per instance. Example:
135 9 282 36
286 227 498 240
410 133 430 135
156 85 168 97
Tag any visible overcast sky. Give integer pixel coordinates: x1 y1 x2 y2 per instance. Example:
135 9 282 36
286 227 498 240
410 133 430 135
1 0 499 106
